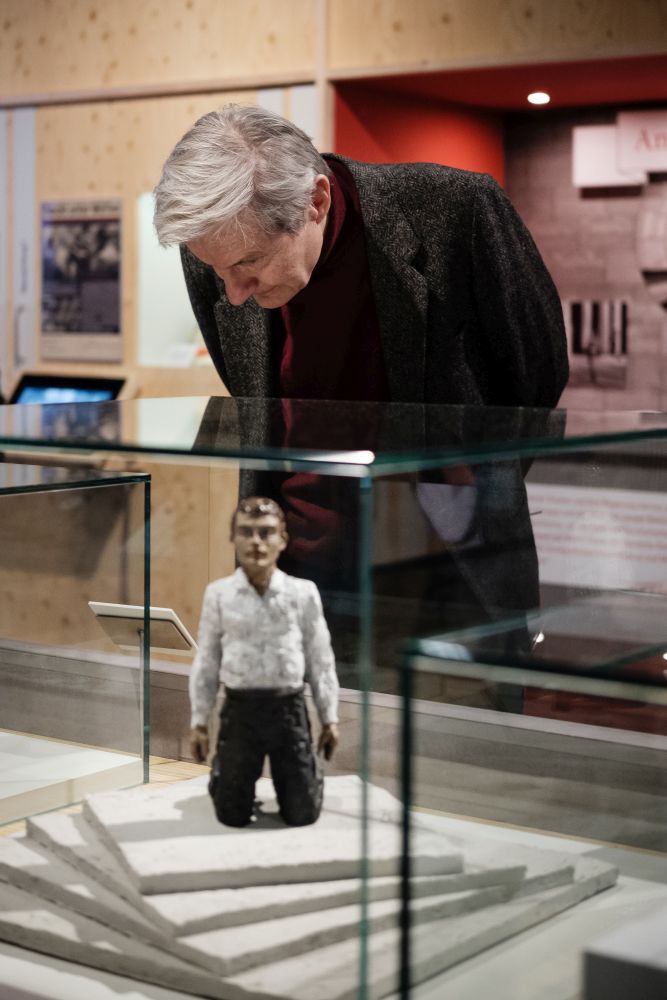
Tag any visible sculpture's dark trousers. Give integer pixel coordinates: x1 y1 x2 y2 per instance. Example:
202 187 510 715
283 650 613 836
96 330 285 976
209 687 323 827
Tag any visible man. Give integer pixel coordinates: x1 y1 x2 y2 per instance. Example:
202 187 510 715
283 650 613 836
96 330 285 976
157 105 564 690
153 103 568 407
189 496 339 827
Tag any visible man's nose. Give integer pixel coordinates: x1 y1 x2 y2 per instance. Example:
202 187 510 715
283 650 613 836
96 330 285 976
221 272 257 306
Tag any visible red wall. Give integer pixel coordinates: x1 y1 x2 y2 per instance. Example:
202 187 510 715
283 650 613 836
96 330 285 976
334 84 505 185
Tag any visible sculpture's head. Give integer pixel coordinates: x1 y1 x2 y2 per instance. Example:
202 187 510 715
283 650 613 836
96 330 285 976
230 496 287 576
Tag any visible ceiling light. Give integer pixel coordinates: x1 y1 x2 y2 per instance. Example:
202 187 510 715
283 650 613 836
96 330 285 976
528 91 550 106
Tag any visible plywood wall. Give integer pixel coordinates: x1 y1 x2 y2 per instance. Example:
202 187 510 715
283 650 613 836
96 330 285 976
4 0 664 103
329 0 667 72
0 0 315 100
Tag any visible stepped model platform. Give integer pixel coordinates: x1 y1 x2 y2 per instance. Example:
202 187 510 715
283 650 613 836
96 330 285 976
0 775 617 999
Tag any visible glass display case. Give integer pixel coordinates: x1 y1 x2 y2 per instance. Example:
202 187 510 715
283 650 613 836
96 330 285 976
0 395 666 1000
0 462 150 824
401 599 667 999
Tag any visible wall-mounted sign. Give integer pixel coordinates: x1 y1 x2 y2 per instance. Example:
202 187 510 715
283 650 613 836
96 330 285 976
528 482 667 591
572 125 646 188
618 110 667 174
41 199 122 363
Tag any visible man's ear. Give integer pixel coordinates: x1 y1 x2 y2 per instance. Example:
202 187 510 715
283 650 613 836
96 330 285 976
310 175 331 224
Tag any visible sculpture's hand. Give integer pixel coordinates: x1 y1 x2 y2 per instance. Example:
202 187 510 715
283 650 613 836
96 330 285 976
190 725 210 764
317 722 339 762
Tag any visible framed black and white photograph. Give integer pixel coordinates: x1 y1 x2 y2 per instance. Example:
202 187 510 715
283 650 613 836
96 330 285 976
41 198 122 362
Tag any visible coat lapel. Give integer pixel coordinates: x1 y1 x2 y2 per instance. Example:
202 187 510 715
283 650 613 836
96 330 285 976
214 293 272 397
338 158 429 403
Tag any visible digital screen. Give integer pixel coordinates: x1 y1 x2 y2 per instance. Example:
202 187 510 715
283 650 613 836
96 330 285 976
8 374 125 405
14 386 116 404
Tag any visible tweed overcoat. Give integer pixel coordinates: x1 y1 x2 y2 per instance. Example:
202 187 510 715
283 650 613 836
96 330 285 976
180 155 568 408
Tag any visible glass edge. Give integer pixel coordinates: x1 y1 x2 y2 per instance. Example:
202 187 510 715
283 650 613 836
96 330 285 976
2 421 667 476
406 653 667 704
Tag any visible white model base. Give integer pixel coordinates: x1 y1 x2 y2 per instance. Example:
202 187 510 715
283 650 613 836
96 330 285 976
0 775 620 999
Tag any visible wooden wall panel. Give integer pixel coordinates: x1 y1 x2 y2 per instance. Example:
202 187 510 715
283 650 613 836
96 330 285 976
0 481 146 646
145 462 237 639
329 0 667 72
35 89 255 203
0 0 314 100
34 89 255 367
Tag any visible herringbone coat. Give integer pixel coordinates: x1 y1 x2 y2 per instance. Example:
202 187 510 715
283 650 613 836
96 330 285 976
180 156 568 408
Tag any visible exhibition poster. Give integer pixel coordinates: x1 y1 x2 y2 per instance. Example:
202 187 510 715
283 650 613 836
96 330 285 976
40 199 122 362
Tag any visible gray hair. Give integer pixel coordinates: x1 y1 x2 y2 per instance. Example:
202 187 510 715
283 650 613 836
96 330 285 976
153 104 331 246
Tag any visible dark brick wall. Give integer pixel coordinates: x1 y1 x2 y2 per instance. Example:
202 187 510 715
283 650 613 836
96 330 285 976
505 108 667 411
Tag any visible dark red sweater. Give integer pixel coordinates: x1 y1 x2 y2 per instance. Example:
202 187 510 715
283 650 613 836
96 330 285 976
272 158 388 566
275 157 388 402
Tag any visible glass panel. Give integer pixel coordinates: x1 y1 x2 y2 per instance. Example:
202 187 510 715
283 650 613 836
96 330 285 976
3 401 667 998
397 435 667 999
400 650 666 998
2 396 667 471
0 466 149 824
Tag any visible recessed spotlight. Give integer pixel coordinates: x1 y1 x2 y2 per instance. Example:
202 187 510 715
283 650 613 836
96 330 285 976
528 91 551 105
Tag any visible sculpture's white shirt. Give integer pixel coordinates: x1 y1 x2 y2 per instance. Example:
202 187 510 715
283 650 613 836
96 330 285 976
189 567 339 727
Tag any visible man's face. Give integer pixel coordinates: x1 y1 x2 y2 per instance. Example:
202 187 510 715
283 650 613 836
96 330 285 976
187 175 330 309
232 512 287 576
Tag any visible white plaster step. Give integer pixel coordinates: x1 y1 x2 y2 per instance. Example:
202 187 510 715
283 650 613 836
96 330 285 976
27 810 144 904
225 856 619 1000
152 841 573 940
0 837 547 986
0 858 615 1000
145 863 527 937
82 776 461 894
21 813 533 940
83 774 405 832
0 830 530 955
450 840 575 897
113 824 460 894
0 883 233 1000
0 837 166 947
177 883 516 978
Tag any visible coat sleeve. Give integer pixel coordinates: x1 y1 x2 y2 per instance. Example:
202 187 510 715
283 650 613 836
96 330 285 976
470 175 568 408
180 245 230 389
